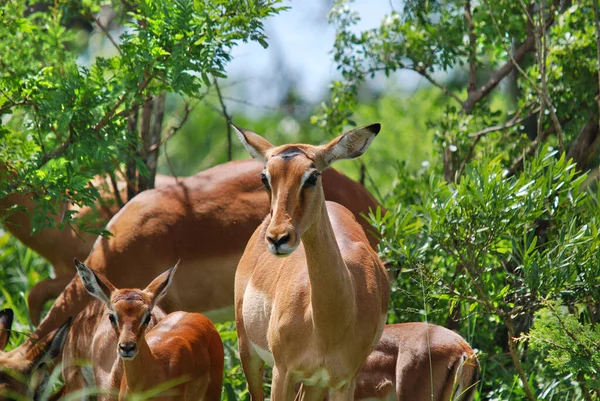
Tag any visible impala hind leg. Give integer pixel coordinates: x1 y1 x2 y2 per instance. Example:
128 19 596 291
295 384 328 401
271 366 297 401
328 380 356 401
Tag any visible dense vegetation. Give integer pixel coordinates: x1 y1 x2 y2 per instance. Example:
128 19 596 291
1 0 600 400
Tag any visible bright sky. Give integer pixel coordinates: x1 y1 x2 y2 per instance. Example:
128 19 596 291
225 0 414 109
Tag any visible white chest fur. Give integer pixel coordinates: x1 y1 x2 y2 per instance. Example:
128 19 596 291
242 282 274 366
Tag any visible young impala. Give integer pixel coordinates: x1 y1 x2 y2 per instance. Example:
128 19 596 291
0 308 72 401
354 323 479 401
233 124 390 400
74 258 224 401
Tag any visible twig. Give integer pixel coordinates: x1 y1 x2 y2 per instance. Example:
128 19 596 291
213 78 233 161
107 171 124 208
469 107 539 138
149 100 200 152
414 66 463 105
92 14 121 54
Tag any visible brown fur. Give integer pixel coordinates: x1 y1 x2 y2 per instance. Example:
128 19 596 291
354 323 480 401
233 126 390 400
68 262 224 401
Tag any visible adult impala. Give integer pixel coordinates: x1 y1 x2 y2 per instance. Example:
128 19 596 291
72 259 224 401
0 160 381 388
234 124 390 400
355 323 479 401
0 308 72 400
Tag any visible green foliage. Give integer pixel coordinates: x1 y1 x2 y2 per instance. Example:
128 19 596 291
315 0 600 399
0 0 283 233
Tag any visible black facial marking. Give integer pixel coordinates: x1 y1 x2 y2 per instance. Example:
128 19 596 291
275 146 305 161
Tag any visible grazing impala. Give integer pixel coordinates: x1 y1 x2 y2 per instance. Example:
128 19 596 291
233 125 390 400
72 259 224 401
354 323 479 401
0 308 72 400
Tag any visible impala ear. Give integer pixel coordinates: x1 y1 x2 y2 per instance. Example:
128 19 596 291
316 123 381 169
27 317 72 372
144 261 180 306
0 308 14 351
74 258 116 305
231 124 274 161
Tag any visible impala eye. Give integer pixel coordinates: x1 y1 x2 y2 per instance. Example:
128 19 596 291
304 172 319 188
108 313 117 327
260 173 270 189
142 313 151 326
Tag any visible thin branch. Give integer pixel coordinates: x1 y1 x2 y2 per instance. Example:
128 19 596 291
414 66 464 105
469 107 540 138
213 78 233 161
92 14 121 54
107 171 124 208
148 99 199 152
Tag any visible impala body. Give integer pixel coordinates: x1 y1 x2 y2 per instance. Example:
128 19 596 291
71 259 224 401
0 309 71 401
233 125 390 400
355 323 479 401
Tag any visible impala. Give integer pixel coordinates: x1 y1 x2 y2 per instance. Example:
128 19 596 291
0 308 72 400
72 259 224 401
0 170 178 325
355 323 479 401
233 124 390 400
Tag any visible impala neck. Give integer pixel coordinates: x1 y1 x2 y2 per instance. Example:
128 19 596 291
301 196 355 340
122 337 157 394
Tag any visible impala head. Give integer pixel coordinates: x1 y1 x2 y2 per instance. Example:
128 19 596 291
233 123 380 256
74 258 178 361
0 309 71 400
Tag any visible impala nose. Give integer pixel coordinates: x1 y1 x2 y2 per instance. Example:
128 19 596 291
266 232 293 255
119 342 137 358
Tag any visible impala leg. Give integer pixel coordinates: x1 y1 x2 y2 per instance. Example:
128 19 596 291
328 379 356 401
271 366 296 401
296 384 328 401
238 336 265 401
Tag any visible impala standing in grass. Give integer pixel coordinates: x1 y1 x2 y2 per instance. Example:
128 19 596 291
233 124 390 400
